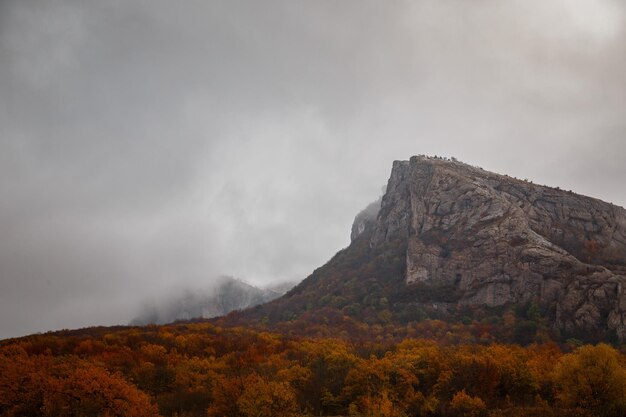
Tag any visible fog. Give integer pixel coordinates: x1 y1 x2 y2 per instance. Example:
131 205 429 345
1 0 625 339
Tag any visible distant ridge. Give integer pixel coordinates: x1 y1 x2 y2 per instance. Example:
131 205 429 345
131 276 295 325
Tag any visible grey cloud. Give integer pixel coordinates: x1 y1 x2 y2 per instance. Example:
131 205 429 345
1 0 625 339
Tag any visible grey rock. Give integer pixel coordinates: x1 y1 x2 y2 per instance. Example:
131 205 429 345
360 155 626 340
350 197 382 242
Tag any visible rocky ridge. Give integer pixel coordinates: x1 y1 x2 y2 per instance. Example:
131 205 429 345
356 156 626 340
239 156 626 342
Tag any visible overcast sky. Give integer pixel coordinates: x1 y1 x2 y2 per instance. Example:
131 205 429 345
1 0 625 339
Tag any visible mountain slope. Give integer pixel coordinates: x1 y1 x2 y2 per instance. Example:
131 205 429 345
243 156 626 342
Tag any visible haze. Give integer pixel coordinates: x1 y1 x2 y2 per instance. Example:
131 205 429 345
1 0 625 339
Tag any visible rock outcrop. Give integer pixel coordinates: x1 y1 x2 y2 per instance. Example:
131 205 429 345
241 155 626 342
350 197 382 241
364 156 626 340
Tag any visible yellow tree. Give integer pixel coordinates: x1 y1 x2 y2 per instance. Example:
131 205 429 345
450 390 486 417
349 389 406 417
236 374 300 417
553 343 626 417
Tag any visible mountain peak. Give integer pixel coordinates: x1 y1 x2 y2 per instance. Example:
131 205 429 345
246 156 626 343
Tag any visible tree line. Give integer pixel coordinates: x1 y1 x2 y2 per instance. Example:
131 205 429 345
2 321 626 417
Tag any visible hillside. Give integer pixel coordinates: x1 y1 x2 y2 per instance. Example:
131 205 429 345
4 156 626 417
239 156 626 343
5 322 626 417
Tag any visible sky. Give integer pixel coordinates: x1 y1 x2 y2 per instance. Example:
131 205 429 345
0 0 625 339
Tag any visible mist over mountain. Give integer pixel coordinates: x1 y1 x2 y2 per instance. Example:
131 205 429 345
2 0 625 340
131 276 296 325
2 0 626 414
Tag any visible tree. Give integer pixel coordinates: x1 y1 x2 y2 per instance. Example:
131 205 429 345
349 389 406 417
0 346 159 417
43 361 160 417
450 390 486 417
553 343 626 417
0 344 48 416
236 374 299 417
207 375 245 417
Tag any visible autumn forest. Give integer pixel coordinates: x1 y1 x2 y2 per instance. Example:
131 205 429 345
2 319 626 417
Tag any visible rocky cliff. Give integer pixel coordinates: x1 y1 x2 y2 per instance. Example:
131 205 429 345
243 156 626 342
357 156 626 340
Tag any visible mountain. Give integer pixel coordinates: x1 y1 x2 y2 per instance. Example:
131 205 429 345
130 276 295 325
6 156 626 417
242 155 626 342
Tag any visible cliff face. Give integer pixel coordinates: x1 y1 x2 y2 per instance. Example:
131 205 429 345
240 156 626 342
360 156 626 340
